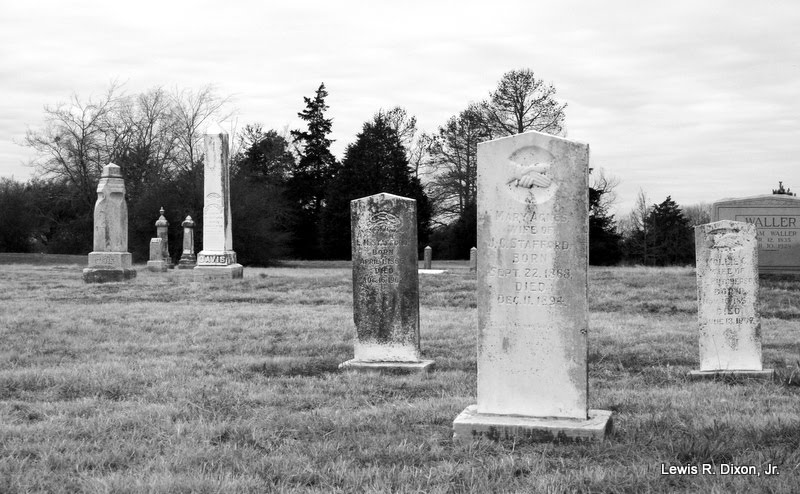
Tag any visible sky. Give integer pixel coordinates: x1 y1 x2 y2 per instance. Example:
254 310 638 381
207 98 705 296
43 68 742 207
1 0 799 216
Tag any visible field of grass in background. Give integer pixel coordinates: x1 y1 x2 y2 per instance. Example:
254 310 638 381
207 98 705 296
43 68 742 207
0 258 798 493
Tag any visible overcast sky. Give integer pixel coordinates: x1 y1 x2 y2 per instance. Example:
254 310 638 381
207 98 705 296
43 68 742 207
2 0 798 215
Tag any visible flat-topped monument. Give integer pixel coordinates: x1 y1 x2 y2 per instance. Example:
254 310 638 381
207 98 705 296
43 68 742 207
713 194 800 274
452 130 611 443
194 123 243 280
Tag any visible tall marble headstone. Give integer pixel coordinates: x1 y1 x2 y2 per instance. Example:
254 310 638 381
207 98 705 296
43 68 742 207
453 130 611 443
155 207 174 269
689 220 774 380
340 192 434 372
178 215 197 269
83 163 136 283
194 123 243 279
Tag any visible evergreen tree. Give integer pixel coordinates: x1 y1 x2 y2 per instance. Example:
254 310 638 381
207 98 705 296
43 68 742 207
321 114 431 259
229 125 295 265
589 186 622 265
646 196 694 266
288 83 338 259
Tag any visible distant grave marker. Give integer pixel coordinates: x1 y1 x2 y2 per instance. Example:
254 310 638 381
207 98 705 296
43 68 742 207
83 163 136 283
340 192 434 372
689 220 774 380
147 238 167 272
469 246 477 272
713 194 800 274
155 207 173 269
194 123 243 279
178 215 197 269
452 130 611 443
423 245 432 270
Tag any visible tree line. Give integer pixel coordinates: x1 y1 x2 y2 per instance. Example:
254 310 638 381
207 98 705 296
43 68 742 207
0 70 704 266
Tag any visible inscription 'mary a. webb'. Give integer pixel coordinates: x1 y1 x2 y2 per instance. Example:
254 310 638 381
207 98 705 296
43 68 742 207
477 132 589 420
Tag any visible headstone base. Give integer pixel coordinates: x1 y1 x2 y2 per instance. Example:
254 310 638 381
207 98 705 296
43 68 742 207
452 405 612 444
193 263 243 279
147 260 168 272
177 255 197 269
339 359 435 373
82 268 137 283
418 269 446 275
687 369 775 381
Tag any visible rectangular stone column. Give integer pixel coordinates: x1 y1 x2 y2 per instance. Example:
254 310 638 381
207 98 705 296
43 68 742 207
340 192 434 372
83 163 136 283
453 130 611 443
689 220 774 380
194 123 243 279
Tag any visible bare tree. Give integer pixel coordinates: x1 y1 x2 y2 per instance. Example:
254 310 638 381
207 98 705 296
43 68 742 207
24 83 122 208
482 68 567 137
373 107 434 180
170 85 234 173
682 202 712 227
426 103 490 226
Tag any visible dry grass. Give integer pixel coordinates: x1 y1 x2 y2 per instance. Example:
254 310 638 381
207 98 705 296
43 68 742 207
0 258 799 493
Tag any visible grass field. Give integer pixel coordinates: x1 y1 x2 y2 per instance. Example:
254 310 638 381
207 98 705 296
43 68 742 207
1 257 799 493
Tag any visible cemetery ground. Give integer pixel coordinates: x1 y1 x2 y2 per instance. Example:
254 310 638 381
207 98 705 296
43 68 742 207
1 258 799 493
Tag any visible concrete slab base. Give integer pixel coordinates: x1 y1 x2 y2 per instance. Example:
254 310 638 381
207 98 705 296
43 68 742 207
418 269 446 275
82 268 137 283
193 264 243 280
338 359 435 373
687 369 775 381
452 405 613 443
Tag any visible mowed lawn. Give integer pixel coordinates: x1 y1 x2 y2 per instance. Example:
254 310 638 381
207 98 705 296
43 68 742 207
1 258 799 493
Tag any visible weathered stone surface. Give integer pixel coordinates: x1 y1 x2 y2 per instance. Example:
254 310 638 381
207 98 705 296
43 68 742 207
453 405 613 443
342 192 432 370
178 215 196 269
155 207 173 269
452 131 610 444
147 238 167 272
694 220 766 372
474 130 590 420
83 163 136 283
713 195 800 274
469 247 477 272
423 245 432 270
194 123 243 279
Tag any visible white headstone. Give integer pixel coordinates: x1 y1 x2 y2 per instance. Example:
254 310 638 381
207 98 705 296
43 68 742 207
194 123 243 279
689 220 774 380
453 130 611 442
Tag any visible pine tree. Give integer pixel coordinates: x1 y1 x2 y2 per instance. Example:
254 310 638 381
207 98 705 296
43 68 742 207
645 196 694 266
288 83 338 258
321 114 431 259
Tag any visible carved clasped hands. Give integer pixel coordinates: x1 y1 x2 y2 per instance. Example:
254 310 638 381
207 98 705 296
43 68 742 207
506 162 552 189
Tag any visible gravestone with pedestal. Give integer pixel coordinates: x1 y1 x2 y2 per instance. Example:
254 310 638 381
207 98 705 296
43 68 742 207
689 220 774 381
194 123 243 279
155 207 174 269
178 215 197 269
452 130 612 443
340 192 434 372
83 163 136 283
